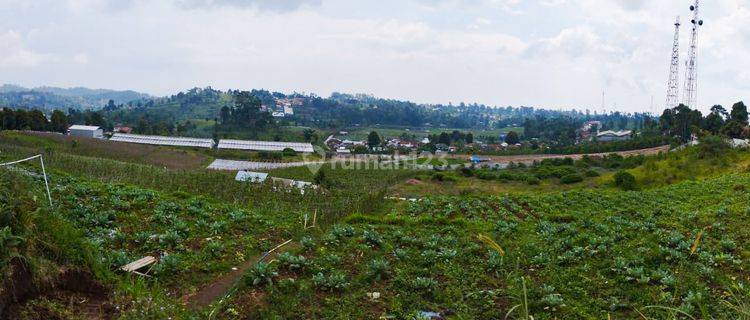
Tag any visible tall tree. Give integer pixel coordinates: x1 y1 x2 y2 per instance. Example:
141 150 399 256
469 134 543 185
730 101 748 126
367 131 381 149
28 110 48 131
437 132 451 145
505 131 520 145
219 106 231 124
700 105 725 135
50 110 69 133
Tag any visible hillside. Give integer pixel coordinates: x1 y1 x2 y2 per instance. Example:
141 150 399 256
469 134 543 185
0 85 149 111
0 133 748 319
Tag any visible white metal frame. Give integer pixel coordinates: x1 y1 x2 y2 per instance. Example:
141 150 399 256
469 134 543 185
0 154 53 206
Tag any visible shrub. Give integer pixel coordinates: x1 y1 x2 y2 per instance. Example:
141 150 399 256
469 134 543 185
560 173 583 184
585 169 600 177
281 148 297 157
613 171 637 190
526 176 540 185
697 135 730 159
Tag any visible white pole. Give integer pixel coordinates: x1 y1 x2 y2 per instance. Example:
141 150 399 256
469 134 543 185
39 155 53 206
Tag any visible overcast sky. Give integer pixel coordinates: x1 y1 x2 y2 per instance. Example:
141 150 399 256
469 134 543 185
0 0 747 113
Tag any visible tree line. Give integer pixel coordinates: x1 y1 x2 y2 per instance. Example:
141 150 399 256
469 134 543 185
660 101 748 141
0 108 69 133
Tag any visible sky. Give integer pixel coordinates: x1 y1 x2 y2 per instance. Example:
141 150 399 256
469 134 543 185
0 0 748 113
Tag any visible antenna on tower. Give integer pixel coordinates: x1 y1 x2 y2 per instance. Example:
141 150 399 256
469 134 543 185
683 0 703 108
651 95 655 115
665 16 681 109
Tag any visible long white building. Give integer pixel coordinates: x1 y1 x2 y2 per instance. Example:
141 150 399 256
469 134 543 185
217 139 314 153
110 133 214 148
68 125 104 139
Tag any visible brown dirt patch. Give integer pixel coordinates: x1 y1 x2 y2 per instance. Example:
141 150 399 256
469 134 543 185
183 241 300 310
1 259 113 320
406 179 423 185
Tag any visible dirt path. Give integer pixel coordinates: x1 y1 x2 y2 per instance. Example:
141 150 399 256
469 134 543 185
445 145 670 164
183 240 298 310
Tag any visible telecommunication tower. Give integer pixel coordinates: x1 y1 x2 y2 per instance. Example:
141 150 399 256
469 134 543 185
665 16 681 109
683 0 703 108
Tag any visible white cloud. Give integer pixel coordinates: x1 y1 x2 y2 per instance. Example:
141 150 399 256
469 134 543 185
176 0 321 12
73 53 90 65
0 0 747 112
0 30 54 68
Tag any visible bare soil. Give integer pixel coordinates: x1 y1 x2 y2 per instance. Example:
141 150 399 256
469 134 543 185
183 242 299 310
1 258 114 320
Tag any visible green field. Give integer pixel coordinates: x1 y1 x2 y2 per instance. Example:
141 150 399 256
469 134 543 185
2 133 749 319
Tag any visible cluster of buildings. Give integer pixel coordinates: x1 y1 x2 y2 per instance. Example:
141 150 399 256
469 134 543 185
325 137 367 154
325 133 528 156
578 120 633 142
268 97 303 118
66 124 314 153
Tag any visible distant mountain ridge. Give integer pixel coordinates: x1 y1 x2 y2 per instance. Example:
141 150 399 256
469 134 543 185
0 84 150 111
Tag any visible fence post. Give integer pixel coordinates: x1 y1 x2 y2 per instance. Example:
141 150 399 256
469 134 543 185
39 155 53 206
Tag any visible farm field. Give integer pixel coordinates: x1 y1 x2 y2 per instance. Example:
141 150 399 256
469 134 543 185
1 134 749 319
0 131 211 170
214 172 750 319
0 131 323 169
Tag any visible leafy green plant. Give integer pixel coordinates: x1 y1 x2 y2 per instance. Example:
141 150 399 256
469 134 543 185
411 277 438 292
246 262 278 287
363 230 383 247
366 258 391 281
205 241 224 258
312 272 350 291
301 236 315 251
277 252 309 271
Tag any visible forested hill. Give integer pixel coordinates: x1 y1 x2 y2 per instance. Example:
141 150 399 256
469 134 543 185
102 87 649 131
0 84 149 111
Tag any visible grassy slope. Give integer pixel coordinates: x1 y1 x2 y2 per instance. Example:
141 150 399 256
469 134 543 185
223 173 750 319
0 131 212 170
4 134 750 319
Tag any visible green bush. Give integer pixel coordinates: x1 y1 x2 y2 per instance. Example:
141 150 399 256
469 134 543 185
697 136 730 159
526 176 541 185
613 171 637 190
585 169 600 177
281 148 297 157
258 151 283 160
560 174 583 184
